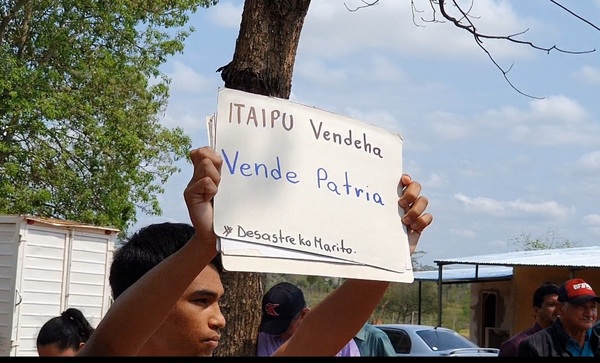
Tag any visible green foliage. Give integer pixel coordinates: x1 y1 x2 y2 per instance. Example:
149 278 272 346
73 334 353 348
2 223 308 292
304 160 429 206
0 0 218 232
376 281 434 323
266 273 473 333
265 273 339 307
509 228 581 251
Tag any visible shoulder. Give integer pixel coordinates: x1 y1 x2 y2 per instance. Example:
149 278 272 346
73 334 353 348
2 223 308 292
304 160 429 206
338 338 360 357
521 327 551 345
500 330 529 347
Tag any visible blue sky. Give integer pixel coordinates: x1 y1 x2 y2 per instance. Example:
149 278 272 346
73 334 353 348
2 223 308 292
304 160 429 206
133 0 600 268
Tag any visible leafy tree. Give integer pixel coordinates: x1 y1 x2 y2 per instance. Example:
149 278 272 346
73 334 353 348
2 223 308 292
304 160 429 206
0 0 217 232
509 228 581 251
375 281 437 324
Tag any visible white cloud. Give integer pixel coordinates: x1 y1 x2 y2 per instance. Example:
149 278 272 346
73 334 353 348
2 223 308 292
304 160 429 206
424 173 446 189
294 60 350 87
572 65 600 84
209 1 243 28
450 228 477 238
584 213 600 235
575 151 600 172
161 106 209 136
453 193 571 219
481 95 600 146
584 214 600 226
168 61 211 93
428 112 471 139
300 0 534 61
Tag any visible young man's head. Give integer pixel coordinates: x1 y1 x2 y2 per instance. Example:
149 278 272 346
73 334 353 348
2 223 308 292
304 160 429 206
556 278 600 334
109 222 225 356
532 282 559 329
259 282 310 342
110 222 223 299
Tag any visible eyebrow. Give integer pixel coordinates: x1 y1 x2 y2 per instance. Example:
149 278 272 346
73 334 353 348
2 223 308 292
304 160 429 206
190 289 221 299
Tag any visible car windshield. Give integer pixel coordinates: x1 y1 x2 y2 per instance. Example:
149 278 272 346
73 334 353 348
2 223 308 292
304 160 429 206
416 328 478 351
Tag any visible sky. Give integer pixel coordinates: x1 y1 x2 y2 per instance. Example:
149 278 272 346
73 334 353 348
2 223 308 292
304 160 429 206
132 0 600 268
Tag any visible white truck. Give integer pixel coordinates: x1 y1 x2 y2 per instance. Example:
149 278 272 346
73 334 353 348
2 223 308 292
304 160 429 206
0 214 118 356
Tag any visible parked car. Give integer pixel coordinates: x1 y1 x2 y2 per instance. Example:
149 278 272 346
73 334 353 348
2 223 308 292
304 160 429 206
375 324 500 357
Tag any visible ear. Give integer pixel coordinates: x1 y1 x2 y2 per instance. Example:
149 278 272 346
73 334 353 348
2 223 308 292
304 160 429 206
78 342 85 351
300 307 311 318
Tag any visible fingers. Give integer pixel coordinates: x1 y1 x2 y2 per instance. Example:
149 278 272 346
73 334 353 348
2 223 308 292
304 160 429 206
184 147 223 239
398 174 420 207
188 147 222 189
183 176 219 204
398 174 433 234
406 209 433 235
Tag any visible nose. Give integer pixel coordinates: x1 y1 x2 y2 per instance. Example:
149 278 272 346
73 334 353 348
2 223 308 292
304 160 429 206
209 305 226 330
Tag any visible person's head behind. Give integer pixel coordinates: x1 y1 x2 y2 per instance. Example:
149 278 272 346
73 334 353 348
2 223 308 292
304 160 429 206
258 282 309 342
109 222 223 299
532 282 559 329
36 308 94 357
109 222 225 356
556 278 600 333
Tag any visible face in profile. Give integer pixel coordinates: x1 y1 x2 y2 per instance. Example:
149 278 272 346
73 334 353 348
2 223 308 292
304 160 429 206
536 293 559 328
140 264 226 356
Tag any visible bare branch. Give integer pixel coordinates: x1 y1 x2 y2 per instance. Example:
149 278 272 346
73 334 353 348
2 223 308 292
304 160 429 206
347 0 599 98
344 0 379 12
550 0 600 32
473 34 543 100
435 0 595 99
440 0 594 55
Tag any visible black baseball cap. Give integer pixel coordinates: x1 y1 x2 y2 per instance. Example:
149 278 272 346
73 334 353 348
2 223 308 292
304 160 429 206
259 282 306 335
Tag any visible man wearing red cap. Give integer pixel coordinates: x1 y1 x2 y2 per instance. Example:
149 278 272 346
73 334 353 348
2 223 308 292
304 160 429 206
518 278 600 357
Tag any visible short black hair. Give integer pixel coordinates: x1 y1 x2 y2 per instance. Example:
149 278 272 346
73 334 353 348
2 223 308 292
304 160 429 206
532 282 559 308
36 308 94 351
109 222 223 299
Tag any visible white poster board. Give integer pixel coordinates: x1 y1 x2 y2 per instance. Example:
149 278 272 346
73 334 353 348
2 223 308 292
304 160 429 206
211 88 413 282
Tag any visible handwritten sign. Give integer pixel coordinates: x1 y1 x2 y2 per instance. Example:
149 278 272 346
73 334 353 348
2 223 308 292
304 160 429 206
212 88 412 280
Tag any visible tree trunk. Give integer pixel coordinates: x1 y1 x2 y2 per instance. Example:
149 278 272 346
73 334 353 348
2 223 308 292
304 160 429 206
213 0 311 356
219 0 310 98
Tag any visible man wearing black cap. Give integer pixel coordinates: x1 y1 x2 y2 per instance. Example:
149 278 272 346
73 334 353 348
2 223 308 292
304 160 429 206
518 278 600 357
257 282 360 356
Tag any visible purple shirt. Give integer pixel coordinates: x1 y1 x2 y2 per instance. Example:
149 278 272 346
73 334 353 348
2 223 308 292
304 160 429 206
498 322 543 357
257 331 361 356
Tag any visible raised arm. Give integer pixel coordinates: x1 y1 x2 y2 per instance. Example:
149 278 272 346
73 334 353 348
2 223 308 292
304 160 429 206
78 147 222 356
273 174 433 356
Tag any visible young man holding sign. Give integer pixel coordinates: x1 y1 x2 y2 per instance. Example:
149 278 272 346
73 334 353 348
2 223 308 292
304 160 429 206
78 146 433 356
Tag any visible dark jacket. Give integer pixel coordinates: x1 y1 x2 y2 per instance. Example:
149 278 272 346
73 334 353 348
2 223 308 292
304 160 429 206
518 319 600 357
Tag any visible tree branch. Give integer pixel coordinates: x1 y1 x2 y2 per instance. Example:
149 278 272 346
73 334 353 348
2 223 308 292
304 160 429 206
346 0 599 99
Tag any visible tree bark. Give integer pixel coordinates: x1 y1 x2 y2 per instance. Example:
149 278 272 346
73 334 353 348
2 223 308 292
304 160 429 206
219 0 310 98
214 0 311 356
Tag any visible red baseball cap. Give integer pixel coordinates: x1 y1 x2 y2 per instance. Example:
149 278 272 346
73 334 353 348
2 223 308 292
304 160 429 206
557 278 600 306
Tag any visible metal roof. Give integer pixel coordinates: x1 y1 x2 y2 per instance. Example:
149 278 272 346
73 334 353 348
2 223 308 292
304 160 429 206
413 266 513 283
0 214 120 233
433 246 600 269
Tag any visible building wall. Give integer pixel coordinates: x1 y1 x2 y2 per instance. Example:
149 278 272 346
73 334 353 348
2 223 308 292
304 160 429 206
469 280 511 347
510 267 600 334
469 266 600 347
